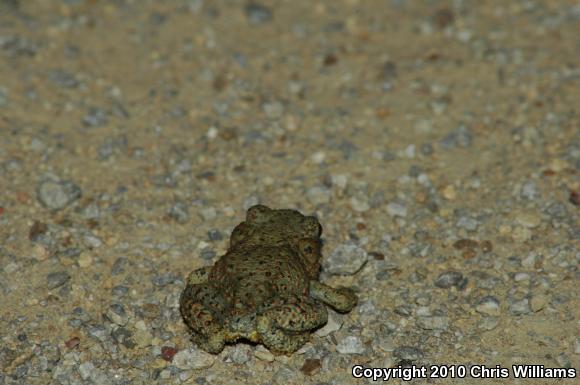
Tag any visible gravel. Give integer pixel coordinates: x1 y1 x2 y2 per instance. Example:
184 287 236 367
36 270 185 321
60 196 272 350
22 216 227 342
2 1 578 383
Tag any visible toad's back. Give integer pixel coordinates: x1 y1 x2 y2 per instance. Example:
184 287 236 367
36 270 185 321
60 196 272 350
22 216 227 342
210 245 310 313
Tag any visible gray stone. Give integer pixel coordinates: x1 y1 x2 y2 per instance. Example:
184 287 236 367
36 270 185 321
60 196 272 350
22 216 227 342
521 181 540 200
49 69 78 88
434 271 465 289
77 362 96 381
262 100 284 119
393 346 423 360
228 345 252 364
245 3 273 25
37 179 82 210
207 229 223 241
323 244 368 275
386 201 407 218
168 202 189 223
306 186 331 205
82 107 108 127
456 215 479 231
475 296 500 316
417 316 449 330
272 366 297 384
173 348 215 370
508 298 530 315
47 271 70 289
478 316 499 331
315 309 342 337
336 335 365 354
440 125 472 149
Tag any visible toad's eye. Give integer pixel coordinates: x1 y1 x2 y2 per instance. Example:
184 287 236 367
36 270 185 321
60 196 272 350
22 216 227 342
299 239 319 258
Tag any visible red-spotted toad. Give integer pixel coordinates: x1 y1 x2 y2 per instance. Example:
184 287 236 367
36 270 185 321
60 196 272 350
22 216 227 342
179 205 357 354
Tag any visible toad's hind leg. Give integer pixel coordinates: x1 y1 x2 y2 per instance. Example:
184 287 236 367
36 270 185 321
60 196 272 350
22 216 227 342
256 296 328 354
180 267 227 354
309 281 358 313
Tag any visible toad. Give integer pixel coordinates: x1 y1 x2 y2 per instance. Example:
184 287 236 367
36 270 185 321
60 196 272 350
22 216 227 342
179 205 357 354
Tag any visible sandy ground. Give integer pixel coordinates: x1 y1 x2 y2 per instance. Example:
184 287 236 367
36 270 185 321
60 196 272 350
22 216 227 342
0 1 578 384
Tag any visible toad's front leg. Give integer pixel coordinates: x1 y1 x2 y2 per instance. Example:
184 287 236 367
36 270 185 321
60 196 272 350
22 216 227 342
256 296 328 354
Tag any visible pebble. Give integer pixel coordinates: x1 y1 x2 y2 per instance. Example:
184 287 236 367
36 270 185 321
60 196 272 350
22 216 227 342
77 253 93 268
47 271 70 289
207 229 223 241
336 335 365 354
81 202 100 220
315 310 342 337
245 3 273 25
300 358 322 376
456 216 479 231
272 366 297 384
77 362 96 381
515 211 541 228
350 196 370 212
83 234 103 249
521 252 540 268
111 285 129 297
417 316 449 330
306 186 331 205
508 298 530 315
475 296 500 316
574 338 580 355
442 184 456 200
48 69 79 88
478 317 499 331
393 346 423 361
394 305 412 317
544 201 568 220
4 261 19 274
386 201 407 218
228 345 252 364
173 347 215 370
420 143 434 156
107 303 128 325
262 100 284 119
151 273 178 287
520 180 540 200
440 125 472 149
168 201 190 223
199 206 217 221
323 244 368 275
37 179 82 210
530 294 548 312
254 345 275 362
82 107 108 127
514 272 530 282
434 271 465 289
133 329 153 348
374 335 396 353
554 353 572 368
